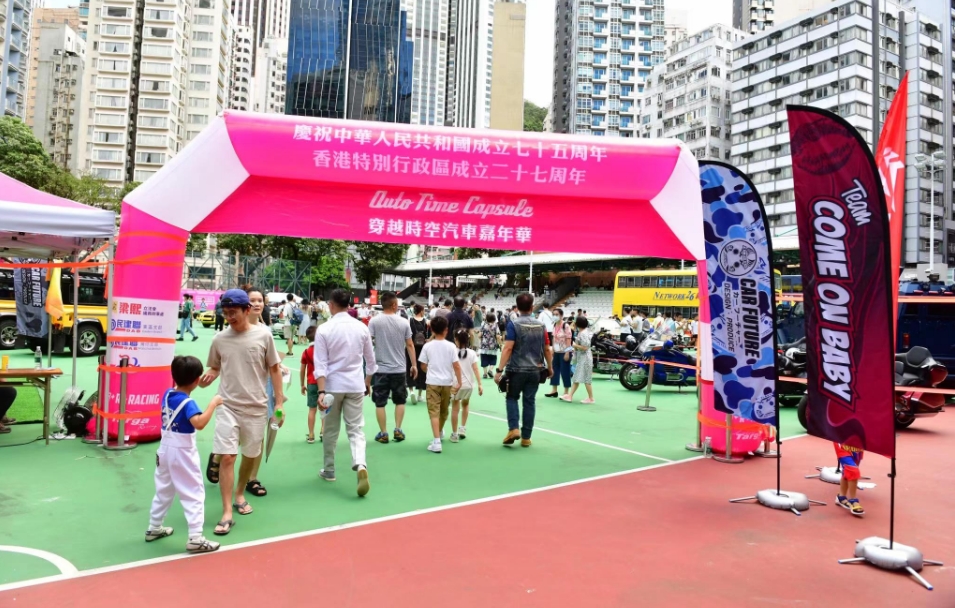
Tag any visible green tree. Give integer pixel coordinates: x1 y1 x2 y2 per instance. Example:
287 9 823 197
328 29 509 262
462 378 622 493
523 101 548 132
349 242 408 291
453 248 508 260
0 116 66 193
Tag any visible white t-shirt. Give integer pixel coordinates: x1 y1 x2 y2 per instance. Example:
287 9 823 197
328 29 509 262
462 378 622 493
538 309 555 332
358 307 370 320
282 302 295 321
419 339 459 387
619 316 631 334
457 349 478 390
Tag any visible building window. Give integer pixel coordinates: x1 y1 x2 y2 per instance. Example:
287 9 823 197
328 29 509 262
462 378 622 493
92 168 123 180
93 131 124 143
136 151 166 164
190 64 212 75
104 6 132 18
96 95 126 108
140 97 169 110
137 133 168 146
147 9 174 20
192 48 213 58
188 98 210 108
142 62 173 75
98 59 129 72
188 114 209 125
138 115 168 128
134 170 158 182
147 27 172 38
142 44 173 58
190 81 211 91
193 31 213 42
93 149 122 162
97 77 128 89
195 15 214 25
95 113 125 126
141 79 171 92
101 42 129 53
101 24 131 35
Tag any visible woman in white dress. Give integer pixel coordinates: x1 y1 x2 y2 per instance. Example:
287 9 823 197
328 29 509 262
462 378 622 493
297 301 312 344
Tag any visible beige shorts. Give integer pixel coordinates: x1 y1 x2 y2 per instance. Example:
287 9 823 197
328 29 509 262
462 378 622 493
283 325 295 339
452 388 473 402
213 406 267 458
426 385 452 420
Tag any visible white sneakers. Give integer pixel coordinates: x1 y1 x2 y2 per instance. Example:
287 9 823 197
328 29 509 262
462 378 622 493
428 439 443 453
458 426 467 439
186 536 220 553
410 393 418 405
449 433 460 443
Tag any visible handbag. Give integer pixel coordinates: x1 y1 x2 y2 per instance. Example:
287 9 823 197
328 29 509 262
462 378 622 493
497 372 510 394
539 367 550 384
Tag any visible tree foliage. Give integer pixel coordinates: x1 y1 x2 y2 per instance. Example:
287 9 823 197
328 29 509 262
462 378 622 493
523 101 548 132
349 242 408 291
453 248 508 260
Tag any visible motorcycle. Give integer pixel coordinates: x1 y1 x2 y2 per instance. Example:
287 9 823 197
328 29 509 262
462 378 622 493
777 337 807 405
591 329 643 377
619 335 697 391
797 346 947 430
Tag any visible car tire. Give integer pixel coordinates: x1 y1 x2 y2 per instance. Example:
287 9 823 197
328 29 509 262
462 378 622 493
0 318 17 350
72 324 103 357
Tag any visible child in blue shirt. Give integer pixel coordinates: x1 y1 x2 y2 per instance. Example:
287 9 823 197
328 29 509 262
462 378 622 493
145 355 222 552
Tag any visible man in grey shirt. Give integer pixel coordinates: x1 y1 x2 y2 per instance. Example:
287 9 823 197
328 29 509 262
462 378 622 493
368 291 417 443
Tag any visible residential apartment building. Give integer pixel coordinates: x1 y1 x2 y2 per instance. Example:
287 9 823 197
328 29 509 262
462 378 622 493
489 0 525 130
26 8 81 127
407 0 449 126
253 34 285 113
1 0 34 119
77 0 234 187
729 0 953 270
285 0 412 122
27 21 86 172
445 0 494 128
230 25 254 110
550 0 667 137
640 24 745 162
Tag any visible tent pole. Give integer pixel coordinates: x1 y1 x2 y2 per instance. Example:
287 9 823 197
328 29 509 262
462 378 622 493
46 258 53 369
72 252 79 388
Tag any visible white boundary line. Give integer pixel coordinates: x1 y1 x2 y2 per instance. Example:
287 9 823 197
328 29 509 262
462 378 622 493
0 433 813 595
468 412 673 462
0 456 707 594
0 546 78 575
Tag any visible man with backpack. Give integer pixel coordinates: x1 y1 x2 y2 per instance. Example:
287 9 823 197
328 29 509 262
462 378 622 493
313 295 331 328
281 294 301 356
446 297 474 343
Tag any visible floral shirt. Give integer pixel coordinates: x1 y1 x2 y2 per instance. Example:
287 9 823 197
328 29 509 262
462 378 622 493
480 323 500 354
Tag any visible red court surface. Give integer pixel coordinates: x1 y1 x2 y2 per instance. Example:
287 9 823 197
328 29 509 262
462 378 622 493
4 414 953 607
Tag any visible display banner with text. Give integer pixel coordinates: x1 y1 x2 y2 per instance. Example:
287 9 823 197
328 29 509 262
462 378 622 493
700 162 777 427
787 106 895 458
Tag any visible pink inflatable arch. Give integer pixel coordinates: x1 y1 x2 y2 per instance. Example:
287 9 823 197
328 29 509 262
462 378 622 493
109 110 748 452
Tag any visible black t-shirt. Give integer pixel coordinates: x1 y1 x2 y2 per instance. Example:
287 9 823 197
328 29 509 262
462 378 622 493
446 309 474 342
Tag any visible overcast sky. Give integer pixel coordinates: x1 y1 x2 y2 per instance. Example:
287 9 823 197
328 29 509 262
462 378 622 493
42 0 732 109
523 0 732 107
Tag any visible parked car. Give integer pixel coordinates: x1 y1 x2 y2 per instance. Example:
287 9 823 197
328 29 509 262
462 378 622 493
0 269 107 356
196 310 216 328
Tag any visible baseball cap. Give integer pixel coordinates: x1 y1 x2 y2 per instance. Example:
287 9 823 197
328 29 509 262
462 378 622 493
219 289 251 308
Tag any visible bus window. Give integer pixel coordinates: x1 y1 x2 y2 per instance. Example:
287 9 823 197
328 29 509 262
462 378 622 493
618 276 627 288
665 276 674 288
0 272 14 300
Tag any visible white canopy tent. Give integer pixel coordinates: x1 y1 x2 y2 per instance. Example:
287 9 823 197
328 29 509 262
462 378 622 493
0 172 116 390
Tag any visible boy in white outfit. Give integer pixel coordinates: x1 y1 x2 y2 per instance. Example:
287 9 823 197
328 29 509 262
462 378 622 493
145 355 222 553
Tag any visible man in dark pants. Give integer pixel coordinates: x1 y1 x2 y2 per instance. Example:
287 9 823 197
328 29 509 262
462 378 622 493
445 296 474 342
214 298 225 332
494 293 553 448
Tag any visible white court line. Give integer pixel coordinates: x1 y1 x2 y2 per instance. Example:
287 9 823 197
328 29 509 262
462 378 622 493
0 433 813 595
0 546 78 575
0 456 705 594
468 411 673 463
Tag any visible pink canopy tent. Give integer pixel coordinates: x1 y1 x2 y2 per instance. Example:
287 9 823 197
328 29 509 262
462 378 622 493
0 172 115 258
108 110 722 445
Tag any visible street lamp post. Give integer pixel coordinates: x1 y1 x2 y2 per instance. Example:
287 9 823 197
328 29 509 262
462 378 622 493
914 151 947 272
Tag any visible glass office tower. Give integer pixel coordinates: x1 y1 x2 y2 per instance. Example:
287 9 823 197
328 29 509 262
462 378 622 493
286 0 412 122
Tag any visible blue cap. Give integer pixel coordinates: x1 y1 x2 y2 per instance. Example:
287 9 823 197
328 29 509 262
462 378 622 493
220 289 250 308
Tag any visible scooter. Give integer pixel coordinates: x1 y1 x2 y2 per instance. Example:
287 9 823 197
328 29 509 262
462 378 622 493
619 336 697 391
797 346 947 430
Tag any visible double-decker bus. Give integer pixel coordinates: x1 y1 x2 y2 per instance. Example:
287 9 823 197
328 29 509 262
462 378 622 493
612 268 782 318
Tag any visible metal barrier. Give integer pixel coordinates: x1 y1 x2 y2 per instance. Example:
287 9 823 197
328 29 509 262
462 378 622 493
82 355 106 445
103 356 137 451
636 358 656 412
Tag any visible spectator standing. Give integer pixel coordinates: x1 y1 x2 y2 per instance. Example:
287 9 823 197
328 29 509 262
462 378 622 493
563 316 595 404
494 293 553 448
544 309 573 399
368 291 416 444
537 302 556 345
281 294 297 356
297 301 312 345
479 313 502 378
200 289 284 535
313 295 331 327
178 294 198 342
314 289 377 497
214 298 225 332
446 297 475 343
408 304 430 405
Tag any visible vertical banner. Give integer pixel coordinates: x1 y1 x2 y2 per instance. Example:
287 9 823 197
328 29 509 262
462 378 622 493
875 71 908 333
700 161 777 426
13 262 49 338
787 106 896 458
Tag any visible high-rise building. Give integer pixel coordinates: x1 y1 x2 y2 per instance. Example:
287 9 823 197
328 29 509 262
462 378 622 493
640 24 744 162
77 0 234 186
27 8 81 128
27 20 86 173
489 0 525 130
664 6 687 48
550 0 667 137
1 0 34 119
445 0 494 128
732 0 774 34
407 0 449 126
253 35 286 113
729 0 953 270
231 26 255 110
285 0 412 122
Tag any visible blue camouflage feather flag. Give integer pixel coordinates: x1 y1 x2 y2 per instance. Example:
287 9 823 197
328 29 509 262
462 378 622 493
700 161 778 426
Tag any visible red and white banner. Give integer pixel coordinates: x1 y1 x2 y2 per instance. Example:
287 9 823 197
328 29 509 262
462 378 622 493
876 71 908 333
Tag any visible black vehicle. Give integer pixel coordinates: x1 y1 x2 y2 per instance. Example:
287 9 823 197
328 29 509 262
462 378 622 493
777 337 807 405
591 329 641 377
